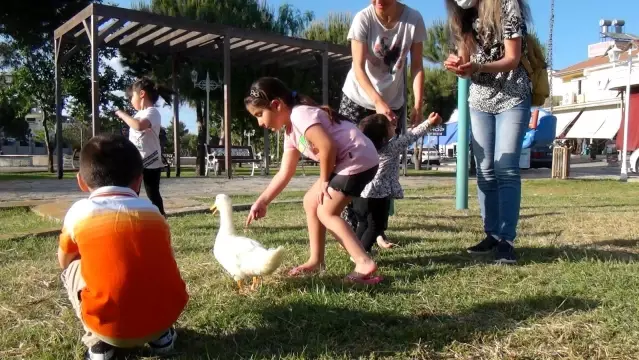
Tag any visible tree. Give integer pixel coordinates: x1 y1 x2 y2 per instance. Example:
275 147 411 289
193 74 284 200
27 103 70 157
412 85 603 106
0 84 29 140
1 0 128 172
422 20 450 64
164 119 189 155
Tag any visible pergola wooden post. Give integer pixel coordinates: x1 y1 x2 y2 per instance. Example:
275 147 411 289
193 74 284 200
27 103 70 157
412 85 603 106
53 3 352 180
172 55 181 177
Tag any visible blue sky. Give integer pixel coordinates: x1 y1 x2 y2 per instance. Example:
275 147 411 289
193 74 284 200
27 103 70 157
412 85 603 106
113 0 639 132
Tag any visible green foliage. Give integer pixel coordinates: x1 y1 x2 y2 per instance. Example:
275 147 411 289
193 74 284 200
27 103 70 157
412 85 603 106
422 20 451 64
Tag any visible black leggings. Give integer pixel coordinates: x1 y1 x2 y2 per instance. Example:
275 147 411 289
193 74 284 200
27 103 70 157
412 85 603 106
143 168 165 216
352 197 391 253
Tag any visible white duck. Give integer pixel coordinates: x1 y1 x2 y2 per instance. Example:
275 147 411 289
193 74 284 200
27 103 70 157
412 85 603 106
210 194 284 291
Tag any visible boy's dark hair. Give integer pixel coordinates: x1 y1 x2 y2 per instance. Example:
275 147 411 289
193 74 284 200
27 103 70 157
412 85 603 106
244 77 350 124
79 134 143 189
127 77 174 106
359 113 391 150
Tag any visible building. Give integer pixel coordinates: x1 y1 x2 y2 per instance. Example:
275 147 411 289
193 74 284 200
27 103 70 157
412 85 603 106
547 19 639 156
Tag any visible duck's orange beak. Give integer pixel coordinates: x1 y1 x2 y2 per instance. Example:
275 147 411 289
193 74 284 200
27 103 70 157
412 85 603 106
210 204 218 215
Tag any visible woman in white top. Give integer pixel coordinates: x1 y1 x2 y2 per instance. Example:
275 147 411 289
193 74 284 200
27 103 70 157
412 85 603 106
115 77 173 216
340 0 427 234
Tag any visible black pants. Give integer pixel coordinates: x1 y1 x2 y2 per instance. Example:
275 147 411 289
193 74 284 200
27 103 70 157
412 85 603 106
353 197 391 253
143 168 165 215
339 93 405 231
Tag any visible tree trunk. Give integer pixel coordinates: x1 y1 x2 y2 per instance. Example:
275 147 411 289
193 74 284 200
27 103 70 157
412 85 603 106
195 100 205 176
41 113 54 173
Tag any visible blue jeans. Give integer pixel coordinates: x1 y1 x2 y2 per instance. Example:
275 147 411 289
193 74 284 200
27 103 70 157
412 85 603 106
470 97 531 242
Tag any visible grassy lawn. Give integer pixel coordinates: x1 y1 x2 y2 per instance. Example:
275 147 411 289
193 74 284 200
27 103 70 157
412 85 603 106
2 180 639 359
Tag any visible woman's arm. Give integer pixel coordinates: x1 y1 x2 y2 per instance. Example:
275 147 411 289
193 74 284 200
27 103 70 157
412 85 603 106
256 149 300 205
302 124 336 184
410 41 425 113
460 38 522 74
351 40 385 107
115 110 151 131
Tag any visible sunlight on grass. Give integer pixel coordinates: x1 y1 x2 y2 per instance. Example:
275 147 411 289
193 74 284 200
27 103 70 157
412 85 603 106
1 180 639 359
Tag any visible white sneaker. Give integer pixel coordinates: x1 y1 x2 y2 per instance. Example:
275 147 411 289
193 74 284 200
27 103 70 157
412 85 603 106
84 342 115 360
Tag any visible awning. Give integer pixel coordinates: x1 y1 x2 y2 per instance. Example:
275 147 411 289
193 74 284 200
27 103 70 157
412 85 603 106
554 111 583 137
565 107 622 139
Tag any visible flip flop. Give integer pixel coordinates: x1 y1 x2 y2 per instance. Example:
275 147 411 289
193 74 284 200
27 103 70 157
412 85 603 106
344 271 384 285
287 264 326 277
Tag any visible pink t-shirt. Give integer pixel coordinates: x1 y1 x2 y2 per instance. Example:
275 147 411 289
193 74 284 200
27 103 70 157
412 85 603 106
284 105 379 175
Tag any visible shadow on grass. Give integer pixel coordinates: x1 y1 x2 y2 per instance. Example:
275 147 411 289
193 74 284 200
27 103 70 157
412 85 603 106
377 244 639 272
164 295 598 359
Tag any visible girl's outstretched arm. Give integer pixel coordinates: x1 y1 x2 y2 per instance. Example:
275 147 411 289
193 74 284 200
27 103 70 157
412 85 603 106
247 149 300 226
115 110 151 131
257 149 300 205
384 113 441 157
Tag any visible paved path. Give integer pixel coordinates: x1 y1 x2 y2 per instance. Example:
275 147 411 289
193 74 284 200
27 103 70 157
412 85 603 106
0 161 636 222
0 162 634 202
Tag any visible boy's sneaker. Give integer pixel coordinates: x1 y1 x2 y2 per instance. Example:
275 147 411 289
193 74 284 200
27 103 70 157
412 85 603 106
84 341 115 360
494 241 517 265
148 327 177 354
466 235 499 254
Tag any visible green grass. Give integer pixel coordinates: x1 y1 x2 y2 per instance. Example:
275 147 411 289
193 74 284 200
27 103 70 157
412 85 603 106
0 207 59 237
2 180 639 359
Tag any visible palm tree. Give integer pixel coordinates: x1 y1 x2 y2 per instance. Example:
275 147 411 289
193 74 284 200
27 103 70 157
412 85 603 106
422 20 451 64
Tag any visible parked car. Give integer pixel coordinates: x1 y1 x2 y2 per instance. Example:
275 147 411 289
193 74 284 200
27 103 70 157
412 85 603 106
420 147 440 165
529 144 553 169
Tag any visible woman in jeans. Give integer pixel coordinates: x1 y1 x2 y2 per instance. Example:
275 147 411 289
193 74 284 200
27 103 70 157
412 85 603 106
444 0 532 264
339 0 427 240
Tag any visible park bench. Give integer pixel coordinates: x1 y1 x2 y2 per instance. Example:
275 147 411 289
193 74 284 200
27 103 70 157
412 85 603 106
62 153 79 170
206 145 261 176
299 156 318 176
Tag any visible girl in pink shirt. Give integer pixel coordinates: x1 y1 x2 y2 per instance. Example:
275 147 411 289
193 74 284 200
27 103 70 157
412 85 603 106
244 77 382 285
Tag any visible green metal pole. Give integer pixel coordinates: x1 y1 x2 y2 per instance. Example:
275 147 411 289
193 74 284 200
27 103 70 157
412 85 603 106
456 78 470 210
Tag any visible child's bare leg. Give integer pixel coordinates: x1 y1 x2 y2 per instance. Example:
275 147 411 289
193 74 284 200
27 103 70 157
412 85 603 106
292 182 326 273
316 189 377 275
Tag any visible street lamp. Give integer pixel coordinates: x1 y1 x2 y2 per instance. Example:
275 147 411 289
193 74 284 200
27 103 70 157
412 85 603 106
191 70 223 144
244 129 255 147
604 30 638 182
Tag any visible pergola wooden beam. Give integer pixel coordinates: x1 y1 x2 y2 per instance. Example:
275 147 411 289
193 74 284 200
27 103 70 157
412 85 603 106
53 3 352 180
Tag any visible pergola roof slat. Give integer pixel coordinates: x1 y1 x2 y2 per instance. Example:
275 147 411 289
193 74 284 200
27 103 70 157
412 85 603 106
120 24 158 45
137 26 172 46
154 29 186 46
104 21 140 44
169 31 201 47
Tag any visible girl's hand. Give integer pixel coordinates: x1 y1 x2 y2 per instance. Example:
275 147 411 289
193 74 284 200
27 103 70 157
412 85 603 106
427 112 443 126
115 110 126 120
374 99 397 124
245 199 268 227
317 180 332 205
444 54 464 75
457 62 480 77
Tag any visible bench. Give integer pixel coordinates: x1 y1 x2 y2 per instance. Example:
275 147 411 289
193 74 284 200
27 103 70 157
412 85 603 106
299 156 318 176
206 145 261 176
162 154 174 178
62 154 79 170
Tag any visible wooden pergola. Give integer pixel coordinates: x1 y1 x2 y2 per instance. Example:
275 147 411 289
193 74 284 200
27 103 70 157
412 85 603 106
53 3 352 179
